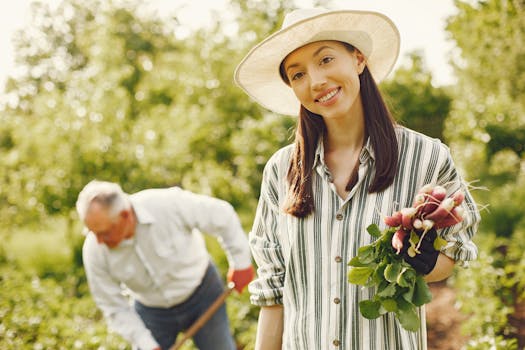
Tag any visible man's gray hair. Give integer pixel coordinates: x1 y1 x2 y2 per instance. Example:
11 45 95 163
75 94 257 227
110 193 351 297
76 180 131 221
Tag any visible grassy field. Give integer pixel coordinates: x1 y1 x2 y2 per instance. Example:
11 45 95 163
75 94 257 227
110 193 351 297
0 216 252 350
1 218 73 273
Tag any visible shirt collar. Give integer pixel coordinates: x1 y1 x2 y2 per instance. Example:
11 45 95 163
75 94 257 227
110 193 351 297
130 198 155 224
312 136 326 169
360 137 375 162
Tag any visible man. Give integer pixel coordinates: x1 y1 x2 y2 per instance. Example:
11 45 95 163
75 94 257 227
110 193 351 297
76 180 254 350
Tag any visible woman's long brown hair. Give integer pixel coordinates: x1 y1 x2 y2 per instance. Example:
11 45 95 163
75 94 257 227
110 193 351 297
281 44 398 218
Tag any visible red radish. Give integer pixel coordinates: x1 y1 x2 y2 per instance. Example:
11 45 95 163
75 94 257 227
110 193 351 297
384 211 402 227
435 207 465 228
425 197 455 222
412 193 426 207
400 207 417 230
451 190 465 206
413 184 434 207
392 228 407 254
420 185 447 214
413 218 423 230
422 219 434 231
418 183 435 195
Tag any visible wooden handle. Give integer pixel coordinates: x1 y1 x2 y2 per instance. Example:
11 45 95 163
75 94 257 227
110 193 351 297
170 282 235 350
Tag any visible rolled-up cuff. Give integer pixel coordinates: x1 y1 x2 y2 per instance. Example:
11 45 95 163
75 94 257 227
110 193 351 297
248 278 284 306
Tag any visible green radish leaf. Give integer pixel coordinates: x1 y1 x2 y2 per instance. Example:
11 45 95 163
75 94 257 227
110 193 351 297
377 282 397 297
366 224 382 238
396 305 420 332
397 267 416 288
348 266 374 285
407 246 417 257
359 300 382 319
380 298 398 312
357 245 376 264
384 263 402 283
403 286 414 303
409 231 420 245
372 263 387 285
396 298 412 311
412 275 432 306
348 255 366 267
433 236 447 251
380 227 396 243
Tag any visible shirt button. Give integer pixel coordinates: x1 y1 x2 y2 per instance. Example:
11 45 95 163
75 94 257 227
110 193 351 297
336 213 343 220
333 339 340 347
334 256 342 263
333 297 341 304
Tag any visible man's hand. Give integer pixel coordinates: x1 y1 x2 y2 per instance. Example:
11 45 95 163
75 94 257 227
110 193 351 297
401 228 440 275
227 266 255 293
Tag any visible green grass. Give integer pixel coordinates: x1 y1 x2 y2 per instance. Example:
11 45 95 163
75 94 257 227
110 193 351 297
0 217 75 275
0 215 257 349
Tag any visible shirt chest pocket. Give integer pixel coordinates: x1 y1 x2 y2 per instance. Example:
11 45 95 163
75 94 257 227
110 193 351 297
110 257 154 292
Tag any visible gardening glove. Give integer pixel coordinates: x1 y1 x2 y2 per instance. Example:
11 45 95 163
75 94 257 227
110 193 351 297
227 265 255 293
401 228 440 275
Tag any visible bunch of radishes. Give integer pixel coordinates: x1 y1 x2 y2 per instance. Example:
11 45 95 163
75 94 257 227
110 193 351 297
385 184 465 257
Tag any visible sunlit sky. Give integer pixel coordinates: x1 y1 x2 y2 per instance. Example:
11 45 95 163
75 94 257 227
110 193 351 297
0 0 458 90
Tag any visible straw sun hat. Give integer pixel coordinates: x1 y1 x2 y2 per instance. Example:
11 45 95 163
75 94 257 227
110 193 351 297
234 8 400 116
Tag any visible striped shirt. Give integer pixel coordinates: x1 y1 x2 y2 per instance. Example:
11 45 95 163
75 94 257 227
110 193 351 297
248 126 480 350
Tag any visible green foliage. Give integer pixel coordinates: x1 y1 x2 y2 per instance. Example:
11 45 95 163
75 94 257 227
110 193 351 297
348 224 432 332
445 0 525 237
0 222 259 350
381 52 452 140
464 336 518 350
0 0 297 230
0 258 130 349
452 232 524 347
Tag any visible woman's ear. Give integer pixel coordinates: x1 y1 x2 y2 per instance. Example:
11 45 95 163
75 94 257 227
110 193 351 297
355 51 366 75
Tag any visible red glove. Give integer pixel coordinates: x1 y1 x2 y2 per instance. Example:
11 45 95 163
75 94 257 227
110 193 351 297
227 266 255 293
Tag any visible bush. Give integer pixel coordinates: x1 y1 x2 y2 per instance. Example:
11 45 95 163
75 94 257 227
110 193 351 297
0 221 259 349
452 231 524 348
0 261 129 350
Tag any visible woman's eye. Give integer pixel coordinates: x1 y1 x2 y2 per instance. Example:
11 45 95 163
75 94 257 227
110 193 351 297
320 56 334 65
291 72 304 81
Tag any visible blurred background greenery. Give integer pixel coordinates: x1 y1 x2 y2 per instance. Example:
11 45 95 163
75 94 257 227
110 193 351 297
0 0 523 349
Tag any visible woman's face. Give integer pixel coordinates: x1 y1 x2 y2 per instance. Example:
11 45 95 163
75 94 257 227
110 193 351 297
282 40 366 120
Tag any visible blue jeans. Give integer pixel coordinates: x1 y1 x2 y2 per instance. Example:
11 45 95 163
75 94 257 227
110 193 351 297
134 262 236 350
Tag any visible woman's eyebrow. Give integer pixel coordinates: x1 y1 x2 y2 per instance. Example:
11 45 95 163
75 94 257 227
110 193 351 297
285 45 334 74
312 45 333 57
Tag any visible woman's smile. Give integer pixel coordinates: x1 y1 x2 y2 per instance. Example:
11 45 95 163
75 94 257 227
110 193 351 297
315 87 341 104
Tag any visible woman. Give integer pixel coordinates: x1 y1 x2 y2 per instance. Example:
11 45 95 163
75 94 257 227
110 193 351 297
235 8 480 350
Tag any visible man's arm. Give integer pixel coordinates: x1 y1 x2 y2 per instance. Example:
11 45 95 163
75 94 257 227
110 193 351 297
174 188 254 291
254 305 284 350
82 236 159 350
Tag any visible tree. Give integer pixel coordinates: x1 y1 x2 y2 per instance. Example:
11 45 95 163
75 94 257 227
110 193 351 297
381 51 452 140
445 0 525 237
0 0 298 231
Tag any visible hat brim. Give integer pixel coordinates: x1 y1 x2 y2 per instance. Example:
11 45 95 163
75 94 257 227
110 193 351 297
234 10 400 116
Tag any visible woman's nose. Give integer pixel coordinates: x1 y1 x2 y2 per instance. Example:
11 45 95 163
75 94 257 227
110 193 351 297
309 69 327 90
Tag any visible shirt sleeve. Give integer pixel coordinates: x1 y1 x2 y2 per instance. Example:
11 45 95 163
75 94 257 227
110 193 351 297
435 146 480 266
171 188 252 270
248 159 286 306
82 236 159 350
